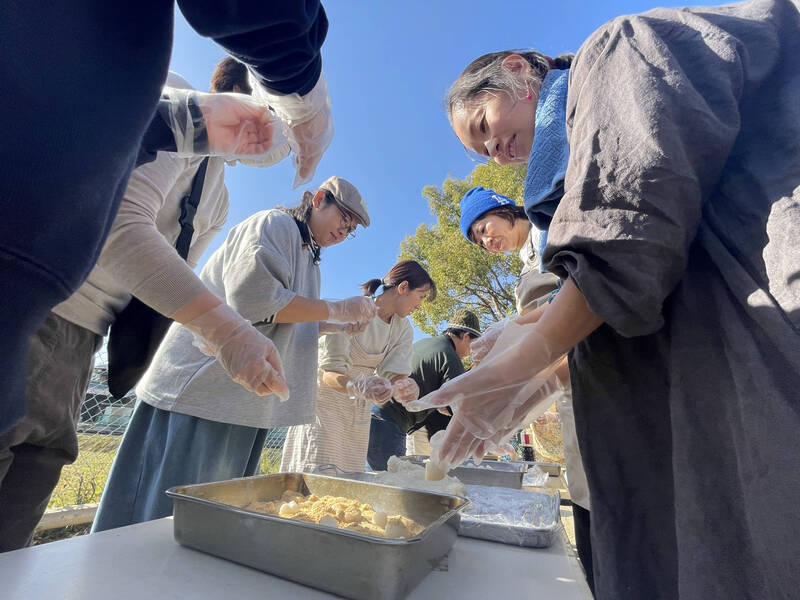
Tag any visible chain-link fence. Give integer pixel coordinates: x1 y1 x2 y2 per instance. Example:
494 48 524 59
49 343 288 510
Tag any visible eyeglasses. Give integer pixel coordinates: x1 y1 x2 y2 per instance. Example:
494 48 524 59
335 205 357 239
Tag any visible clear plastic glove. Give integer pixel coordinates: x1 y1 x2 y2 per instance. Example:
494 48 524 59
346 373 393 406
249 72 334 188
184 304 289 400
324 297 377 323
318 320 369 336
469 318 508 365
159 88 287 161
392 377 420 404
229 143 291 168
406 320 566 471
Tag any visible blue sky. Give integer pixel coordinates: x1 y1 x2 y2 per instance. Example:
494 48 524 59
170 0 719 337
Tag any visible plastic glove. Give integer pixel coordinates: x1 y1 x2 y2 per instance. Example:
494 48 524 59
318 320 369 336
324 297 377 323
184 304 289 400
249 72 334 188
229 143 291 168
159 88 287 161
469 318 507 365
406 320 565 471
392 377 420 404
346 374 393 405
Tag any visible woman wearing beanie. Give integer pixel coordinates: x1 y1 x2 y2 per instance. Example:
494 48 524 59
459 185 592 590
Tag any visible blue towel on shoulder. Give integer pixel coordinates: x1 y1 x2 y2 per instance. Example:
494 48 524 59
523 69 570 233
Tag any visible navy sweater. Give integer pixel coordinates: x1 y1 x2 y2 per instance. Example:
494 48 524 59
0 0 327 433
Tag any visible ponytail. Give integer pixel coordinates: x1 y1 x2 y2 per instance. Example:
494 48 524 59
361 278 384 296
361 260 437 300
551 53 574 70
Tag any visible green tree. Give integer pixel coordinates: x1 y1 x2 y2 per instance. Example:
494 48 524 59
400 162 527 335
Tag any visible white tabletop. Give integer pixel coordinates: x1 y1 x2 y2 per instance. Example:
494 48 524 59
2 518 592 599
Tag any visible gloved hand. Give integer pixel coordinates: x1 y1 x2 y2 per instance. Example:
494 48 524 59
406 320 565 472
230 143 291 168
324 297 377 323
159 88 287 161
392 377 420 404
318 320 369 336
184 303 289 400
346 373 393 406
469 319 507 365
249 72 334 188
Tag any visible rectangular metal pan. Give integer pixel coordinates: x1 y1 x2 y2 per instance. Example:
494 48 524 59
509 460 562 478
311 468 560 549
459 484 562 548
166 473 467 600
399 455 526 489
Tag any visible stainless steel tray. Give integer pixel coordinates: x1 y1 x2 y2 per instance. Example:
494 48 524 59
459 484 561 548
509 460 562 478
166 473 468 600
312 467 560 549
399 455 526 489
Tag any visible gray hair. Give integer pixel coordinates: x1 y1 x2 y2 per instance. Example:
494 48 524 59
446 50 573 124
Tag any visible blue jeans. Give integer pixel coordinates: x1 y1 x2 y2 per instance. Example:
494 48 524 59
92 401 268 532
367 405 406 471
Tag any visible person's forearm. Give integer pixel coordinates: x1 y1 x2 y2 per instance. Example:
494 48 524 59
172 291 222 324
533 277 604 354
274 295 328 323
321 370 349 393
99 203 213 318
516 302 547 323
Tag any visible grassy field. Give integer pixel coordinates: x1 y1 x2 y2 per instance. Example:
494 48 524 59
49 434 121 508
49 434 284 508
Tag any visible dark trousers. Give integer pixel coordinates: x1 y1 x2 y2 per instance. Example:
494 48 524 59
0 2 172 434
573 503 594 595
367 405 407 471
0 314 100 551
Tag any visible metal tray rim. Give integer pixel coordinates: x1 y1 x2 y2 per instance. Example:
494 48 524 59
400 455 526 473
166 472 468 545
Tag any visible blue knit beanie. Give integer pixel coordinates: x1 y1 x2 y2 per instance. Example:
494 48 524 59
459 186 515 242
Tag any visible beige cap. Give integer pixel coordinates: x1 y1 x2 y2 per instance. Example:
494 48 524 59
319 176 370 227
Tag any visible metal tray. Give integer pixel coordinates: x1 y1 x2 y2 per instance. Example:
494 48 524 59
312 468 560 549
166 473 468 600
399 455 526 489
509 460 562 478
459 484 562 548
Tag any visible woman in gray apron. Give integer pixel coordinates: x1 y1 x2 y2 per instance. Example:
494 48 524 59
281 260 435 473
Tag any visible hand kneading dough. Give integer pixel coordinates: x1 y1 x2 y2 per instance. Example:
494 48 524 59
425 460 447 482
373 456 466 497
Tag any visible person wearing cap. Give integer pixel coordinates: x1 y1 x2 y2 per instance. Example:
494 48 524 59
366 308 481 471
458 185 592 589
92 176 374 532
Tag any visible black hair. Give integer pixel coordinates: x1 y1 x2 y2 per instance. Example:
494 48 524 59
444 327 479 340
361 260 437 301
447 50 574 124
210 57 252 94
276 190 336 264
468 204 528 246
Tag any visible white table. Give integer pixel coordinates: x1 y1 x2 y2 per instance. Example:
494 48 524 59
2 518 593 599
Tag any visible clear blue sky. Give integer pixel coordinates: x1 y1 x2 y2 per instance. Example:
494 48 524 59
170 0 719 336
